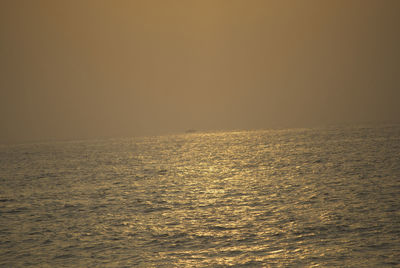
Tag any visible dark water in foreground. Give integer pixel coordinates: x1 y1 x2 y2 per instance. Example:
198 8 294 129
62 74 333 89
1 125 400 267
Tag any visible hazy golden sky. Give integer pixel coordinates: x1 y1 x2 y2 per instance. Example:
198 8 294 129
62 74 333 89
1 0 399 142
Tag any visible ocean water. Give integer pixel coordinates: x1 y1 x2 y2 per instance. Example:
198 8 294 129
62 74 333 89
1 124 399 267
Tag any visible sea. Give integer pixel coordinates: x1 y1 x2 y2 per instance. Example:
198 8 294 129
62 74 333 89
1 124 399 267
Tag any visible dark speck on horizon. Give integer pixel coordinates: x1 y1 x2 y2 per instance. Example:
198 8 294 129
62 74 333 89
0 0 400 143
0 0 399 266
1 125 400 266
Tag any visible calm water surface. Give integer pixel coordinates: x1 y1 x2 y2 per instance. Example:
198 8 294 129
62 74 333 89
1 125 400 267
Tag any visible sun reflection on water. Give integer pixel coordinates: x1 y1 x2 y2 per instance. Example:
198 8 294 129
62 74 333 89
1 126 399 266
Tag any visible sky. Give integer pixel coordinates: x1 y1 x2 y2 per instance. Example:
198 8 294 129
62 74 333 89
1 0 399 143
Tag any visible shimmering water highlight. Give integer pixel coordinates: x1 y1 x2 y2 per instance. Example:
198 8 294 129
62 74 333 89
1 125 399 266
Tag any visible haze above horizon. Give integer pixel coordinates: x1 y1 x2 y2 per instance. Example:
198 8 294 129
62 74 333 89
1 0 399 143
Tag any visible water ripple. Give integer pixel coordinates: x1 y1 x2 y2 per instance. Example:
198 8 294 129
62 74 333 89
1 125 399 266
